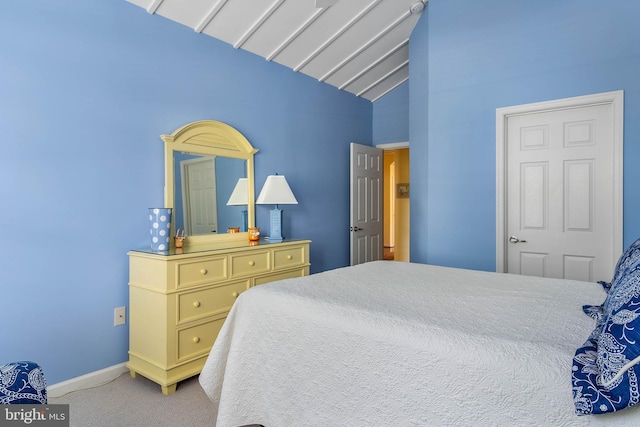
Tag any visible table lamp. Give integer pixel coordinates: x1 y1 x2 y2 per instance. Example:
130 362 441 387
226 178 248 232
256 174 298 241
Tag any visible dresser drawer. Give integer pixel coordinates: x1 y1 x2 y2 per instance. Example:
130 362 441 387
230 250 270 278
177 280 248 324
273 245 306 270
176 256 227 288
177 319 225 362
254 267 309 286
128 239 310 395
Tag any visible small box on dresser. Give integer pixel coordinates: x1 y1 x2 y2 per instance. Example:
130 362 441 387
127 239 310 395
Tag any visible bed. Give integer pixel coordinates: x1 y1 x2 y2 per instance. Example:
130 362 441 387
199 259 640 426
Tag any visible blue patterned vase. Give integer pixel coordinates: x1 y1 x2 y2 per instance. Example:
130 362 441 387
149 208 172 251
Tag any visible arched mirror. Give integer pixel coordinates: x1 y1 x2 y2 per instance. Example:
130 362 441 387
161 120 258 247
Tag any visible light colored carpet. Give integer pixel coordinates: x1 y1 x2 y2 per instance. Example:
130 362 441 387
50 373 216 427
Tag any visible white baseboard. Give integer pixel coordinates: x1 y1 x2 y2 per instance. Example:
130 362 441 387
47 363 129 398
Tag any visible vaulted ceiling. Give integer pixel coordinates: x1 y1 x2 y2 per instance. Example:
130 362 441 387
126 0 427 102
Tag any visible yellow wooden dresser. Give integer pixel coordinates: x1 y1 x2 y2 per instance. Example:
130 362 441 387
127 239 310 394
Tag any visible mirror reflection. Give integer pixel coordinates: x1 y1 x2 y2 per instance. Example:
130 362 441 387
162 119 258 247
173 152 247 236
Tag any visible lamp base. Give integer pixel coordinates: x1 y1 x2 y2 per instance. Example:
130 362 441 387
268 207 284 241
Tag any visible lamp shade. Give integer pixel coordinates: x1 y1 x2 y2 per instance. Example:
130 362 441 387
256 175 298 205
226 178 248 206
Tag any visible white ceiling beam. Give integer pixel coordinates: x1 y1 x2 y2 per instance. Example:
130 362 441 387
267 8 327 61
234 0 286 49
319 10 410 82
194 0 228 33
315 0 338 8
369 76 409 102
294 0 382 72
130 0 423 102
146 0 164 14
356 59 408 97
339 39 408 90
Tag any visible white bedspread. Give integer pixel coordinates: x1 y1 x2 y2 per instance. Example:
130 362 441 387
199 261 640 426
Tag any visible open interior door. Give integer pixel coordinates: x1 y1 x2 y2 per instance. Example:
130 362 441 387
350 143 383 265
182 157 218 235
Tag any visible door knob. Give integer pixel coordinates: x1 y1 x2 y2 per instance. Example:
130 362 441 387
350 226 362 232
509 235 527 243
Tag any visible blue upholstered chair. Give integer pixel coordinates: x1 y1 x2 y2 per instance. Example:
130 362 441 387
0 361 47 404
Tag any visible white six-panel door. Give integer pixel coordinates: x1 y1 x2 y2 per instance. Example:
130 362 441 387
497 91 623 282
182 157 219 235
350 142 383 265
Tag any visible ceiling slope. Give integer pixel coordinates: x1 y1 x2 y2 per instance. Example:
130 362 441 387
127 0 427 102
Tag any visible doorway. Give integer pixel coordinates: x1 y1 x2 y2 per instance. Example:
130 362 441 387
496 91 623 281
379 143 410 262
181 157 219 235
349 143 383 265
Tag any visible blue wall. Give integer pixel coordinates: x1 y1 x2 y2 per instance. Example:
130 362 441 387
372 81 409 145
410 0 640 270
0 0 371 384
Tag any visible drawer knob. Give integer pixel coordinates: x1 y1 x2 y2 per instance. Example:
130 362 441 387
248 261 255 266
287 255 293 260
232 292 239 298
193 301 201 308
200 268 208 275
193 337 200 344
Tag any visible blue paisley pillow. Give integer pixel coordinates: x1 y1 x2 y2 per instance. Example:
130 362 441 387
581 304 606 343
579 238 640 332
592 237 640 296
572 263 640 415
609 237 640 291
0 361 47 404
598 280 612 293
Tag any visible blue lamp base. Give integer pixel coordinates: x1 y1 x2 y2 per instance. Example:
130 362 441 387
268 207 284 241
241 209 248 232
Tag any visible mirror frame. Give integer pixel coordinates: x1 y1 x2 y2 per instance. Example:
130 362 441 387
161 120 258 246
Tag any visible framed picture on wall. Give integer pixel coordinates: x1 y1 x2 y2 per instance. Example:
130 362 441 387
397 183 409 198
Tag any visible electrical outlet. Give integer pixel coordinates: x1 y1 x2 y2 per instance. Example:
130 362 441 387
114 306 126 326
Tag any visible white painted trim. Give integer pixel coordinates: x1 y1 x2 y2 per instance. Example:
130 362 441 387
47 363 128 398
376 141 409 149
369 77 409 102
339 39 408 91
267 8 327 61
294 0 381 72
357 60 408 97
146 0 163 14
233 0 285 49
495 90 624 273
319 10 410 82
194 0 228 33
